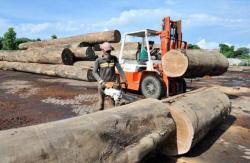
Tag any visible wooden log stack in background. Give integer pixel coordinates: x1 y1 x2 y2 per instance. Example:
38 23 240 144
0 47 70 64
18 30 121 50
0 61 96 81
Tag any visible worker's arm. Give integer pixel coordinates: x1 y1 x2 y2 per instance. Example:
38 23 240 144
115 62 127 83
92 59 103 84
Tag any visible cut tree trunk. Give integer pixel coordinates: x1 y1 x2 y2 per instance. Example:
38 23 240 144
61 47 97 65
18 30 121 50
0 99 175 163
161 49 229 78
0 61 96 81
160 87 231 155
73 61 95 68
0 47 97 65
0 48 73 64
0 88 230 162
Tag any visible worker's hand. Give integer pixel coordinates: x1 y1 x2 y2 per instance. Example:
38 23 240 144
99 80 106 88
121 80 128 89
124 82 128 89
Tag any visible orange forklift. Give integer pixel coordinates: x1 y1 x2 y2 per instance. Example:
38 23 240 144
118 16 188 99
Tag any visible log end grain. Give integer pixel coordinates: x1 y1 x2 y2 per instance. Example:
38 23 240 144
61 48 75 65
162 49 229 78
162 50 188 77
160 88 231 156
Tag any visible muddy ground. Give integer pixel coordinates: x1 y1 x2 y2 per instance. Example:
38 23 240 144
0 67 249 163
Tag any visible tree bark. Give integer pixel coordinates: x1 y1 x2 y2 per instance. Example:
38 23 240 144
0 46 97 65
162 49 229 78
0 88 230 162
61 47 97 65
18 30 121 50
0 61 96 81
160 87 231 155
0 48 71 64
0 99 175 163
73 61 95 68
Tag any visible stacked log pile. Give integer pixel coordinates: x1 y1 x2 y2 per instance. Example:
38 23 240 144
0 29 229 81
0 88 231 162
0 30 122 81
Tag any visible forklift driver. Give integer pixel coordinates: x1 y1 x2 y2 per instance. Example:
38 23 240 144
138 41 156 64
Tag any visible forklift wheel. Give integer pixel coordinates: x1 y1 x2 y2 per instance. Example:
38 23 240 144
169 78 186 96
141 75 165 99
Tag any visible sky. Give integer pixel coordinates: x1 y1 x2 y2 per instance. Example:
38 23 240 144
0 0 249 49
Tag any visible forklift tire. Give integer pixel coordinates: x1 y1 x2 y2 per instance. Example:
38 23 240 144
141 75 165 99
177 78 186 94
169 78 186 96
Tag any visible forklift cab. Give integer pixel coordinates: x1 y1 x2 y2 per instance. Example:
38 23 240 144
118 29 165 98
118 29 161 73
117 17 187 99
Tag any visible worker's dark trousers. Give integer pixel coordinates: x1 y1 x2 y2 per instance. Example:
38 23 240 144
98 85 105 110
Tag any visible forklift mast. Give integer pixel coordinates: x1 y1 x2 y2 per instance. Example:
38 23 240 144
159 17 187 57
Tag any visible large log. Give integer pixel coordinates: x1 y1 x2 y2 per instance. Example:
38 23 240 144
18 30 121 50
73 61 95 68
61 47 97 65
162 49 229 78
0 48 72 64
160 88 231 155
0 99 175 163
0 46 97 65
0 61 96 81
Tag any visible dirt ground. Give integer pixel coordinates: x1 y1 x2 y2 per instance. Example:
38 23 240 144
0 71 101 130
0 67 249 163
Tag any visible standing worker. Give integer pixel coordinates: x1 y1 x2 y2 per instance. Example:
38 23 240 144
93 42 128 110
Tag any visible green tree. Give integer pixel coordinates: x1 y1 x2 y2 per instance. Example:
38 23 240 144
234 47 250 59
51 35 57 39
188 44 200 49
36 38 41 41
2 27 17 50
0 37 3 50
219 43 235 58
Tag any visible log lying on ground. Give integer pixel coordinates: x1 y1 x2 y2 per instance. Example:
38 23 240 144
0 99 175 163
19 30 121 50
160 87 231 155
162 49 229 78
0 61 96 81
0 47 74 64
